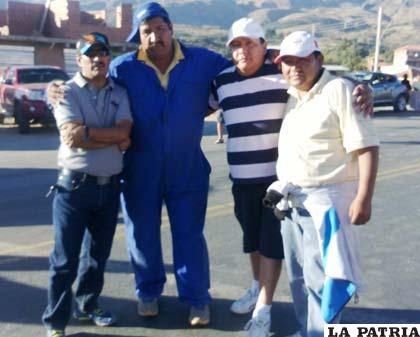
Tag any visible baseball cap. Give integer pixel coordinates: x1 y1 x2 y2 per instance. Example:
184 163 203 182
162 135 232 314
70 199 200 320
274 31 321 64
226 17 265 47
126 2 171 43
77 32 110 55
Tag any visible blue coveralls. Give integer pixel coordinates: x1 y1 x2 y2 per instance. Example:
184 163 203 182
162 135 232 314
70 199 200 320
109 44 229 306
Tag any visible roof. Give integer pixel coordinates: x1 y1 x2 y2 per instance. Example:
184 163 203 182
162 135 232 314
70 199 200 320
7 65 62 70
395 45 420 52
324 64 349 71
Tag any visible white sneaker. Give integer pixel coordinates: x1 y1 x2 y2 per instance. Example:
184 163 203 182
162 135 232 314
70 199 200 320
230 287 259 314
244 314 271 337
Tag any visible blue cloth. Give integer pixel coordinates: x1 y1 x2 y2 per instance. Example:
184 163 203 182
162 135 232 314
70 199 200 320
281 208 342 337
321 207 356 323
109 43 229 305
42 176 120 330
271 181 361 334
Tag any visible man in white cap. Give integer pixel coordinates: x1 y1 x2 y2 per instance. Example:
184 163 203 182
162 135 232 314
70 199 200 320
210 17 288 337
210 19 374 337
271 31 379 337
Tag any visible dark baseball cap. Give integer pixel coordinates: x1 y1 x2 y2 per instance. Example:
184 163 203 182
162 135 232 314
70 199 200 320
126 2 171 43
77 32 111 55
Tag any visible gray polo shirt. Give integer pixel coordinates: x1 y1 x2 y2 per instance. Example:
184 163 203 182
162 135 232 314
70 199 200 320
55 72 132 176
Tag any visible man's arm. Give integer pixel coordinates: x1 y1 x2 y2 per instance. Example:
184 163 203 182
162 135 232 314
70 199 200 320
59 121 109 149
348 146 379 225
54 86 110 149
60 119 132 150
88 119 132 144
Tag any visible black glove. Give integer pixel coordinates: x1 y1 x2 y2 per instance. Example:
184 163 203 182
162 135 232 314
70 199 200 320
262 190 283 209
262 190 286 220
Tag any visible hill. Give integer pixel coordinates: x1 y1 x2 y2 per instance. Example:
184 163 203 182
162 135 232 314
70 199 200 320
79 0 420 52
2 0 419 64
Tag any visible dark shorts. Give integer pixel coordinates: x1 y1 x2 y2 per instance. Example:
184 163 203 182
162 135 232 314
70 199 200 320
232 182 284 260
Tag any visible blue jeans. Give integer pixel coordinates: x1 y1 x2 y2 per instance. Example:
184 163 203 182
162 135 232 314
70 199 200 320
281 208 341 337
42 175 120 330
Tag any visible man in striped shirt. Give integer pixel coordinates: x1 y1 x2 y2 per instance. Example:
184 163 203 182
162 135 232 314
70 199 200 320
210 18 373 337
209 18 288 337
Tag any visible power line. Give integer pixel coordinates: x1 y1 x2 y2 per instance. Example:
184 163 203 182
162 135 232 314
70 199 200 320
278 17 374 34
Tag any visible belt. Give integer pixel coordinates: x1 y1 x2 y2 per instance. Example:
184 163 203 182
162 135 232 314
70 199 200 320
60 168 116 186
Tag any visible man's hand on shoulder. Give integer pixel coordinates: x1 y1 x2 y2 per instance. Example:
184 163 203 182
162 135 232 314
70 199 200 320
47 80 66 108
352 84 373 117
267 48 280 64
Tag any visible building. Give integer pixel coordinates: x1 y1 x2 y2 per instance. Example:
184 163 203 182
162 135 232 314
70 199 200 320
381 45 420 82
0 0 133 71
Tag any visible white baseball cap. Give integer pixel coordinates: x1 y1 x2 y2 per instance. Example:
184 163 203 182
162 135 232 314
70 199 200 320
274 31 321 63
226 17 265 47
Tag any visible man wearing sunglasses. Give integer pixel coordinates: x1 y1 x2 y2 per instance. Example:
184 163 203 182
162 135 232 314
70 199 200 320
42 32 132 337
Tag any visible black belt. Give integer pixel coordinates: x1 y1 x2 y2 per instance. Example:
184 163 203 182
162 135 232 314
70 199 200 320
59 168 116 186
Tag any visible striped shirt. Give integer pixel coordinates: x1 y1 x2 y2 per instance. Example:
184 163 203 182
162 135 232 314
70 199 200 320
210 61 289 184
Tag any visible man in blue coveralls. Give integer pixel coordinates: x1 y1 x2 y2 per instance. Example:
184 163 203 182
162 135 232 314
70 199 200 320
109 2 230 326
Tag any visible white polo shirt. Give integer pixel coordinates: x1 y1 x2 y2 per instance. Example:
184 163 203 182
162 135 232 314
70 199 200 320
277 70 379 187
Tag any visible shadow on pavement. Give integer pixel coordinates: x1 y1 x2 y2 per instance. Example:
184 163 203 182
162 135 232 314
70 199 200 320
0 271 419 334
66 332 143 337
0 124 59 151
0 168 56 228
0 255 49 271
0 256 173 276
374 110 420 118
0 272 291 334
343 306 420 323
70 296 298 335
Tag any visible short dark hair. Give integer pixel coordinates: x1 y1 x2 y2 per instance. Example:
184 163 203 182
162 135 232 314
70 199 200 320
312 51 322 57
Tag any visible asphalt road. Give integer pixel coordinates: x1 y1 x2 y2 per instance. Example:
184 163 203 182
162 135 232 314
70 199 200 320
1 109 420 337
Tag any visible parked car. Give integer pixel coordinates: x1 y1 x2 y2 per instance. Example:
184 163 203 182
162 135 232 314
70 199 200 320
0 65 69 133
348 71 408 112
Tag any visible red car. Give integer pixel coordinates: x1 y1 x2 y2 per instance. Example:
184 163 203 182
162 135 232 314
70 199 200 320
0 65 69 133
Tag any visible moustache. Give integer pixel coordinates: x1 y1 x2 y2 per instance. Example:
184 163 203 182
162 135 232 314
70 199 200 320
150 41 164 47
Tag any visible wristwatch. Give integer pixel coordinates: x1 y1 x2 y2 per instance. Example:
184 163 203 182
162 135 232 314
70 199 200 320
83 125 90 142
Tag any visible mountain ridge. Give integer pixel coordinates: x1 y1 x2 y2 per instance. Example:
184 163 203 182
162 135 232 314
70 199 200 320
82 0 420 50
1 0 419 51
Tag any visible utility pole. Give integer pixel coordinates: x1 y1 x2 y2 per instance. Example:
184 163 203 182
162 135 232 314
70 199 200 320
373 6 382 72
39 0 52 34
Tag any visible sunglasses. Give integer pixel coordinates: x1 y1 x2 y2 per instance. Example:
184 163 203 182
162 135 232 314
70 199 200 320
84 48 110 58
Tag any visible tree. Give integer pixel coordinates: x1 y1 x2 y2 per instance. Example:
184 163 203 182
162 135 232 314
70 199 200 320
323 39 369 71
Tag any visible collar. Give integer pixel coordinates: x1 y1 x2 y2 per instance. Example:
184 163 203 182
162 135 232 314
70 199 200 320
74 72 114 90
137 39 185 70
287 68 332 100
